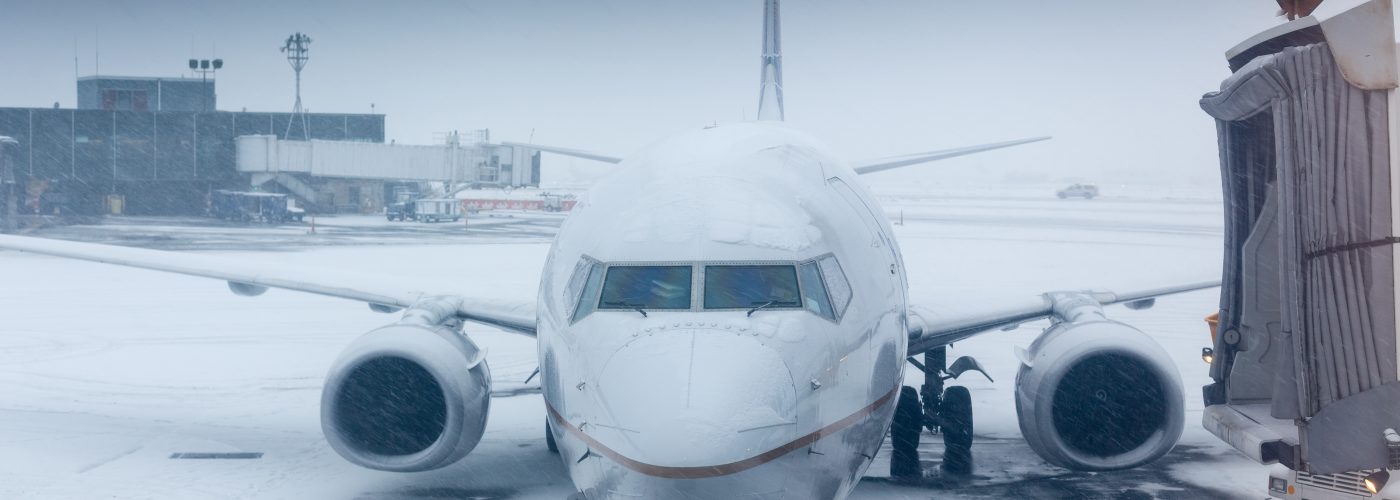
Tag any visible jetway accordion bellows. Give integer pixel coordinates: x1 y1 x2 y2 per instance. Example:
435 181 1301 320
1199 4 1400 473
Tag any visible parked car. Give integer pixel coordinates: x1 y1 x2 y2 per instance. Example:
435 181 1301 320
1056 184 1099 199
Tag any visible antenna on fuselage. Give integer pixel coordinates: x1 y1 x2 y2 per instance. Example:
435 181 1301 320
757 0 785 121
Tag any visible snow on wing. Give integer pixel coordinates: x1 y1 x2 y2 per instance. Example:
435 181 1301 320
0 235 537 335
906 281 1220 355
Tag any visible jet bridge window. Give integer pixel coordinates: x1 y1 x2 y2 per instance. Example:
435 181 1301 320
598 265 693 310
703 265 801 310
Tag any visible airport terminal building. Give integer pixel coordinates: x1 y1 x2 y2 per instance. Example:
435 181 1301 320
0 76 384 215
76 75 215 113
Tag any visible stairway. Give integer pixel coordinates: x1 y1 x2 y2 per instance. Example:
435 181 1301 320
251 173 318 209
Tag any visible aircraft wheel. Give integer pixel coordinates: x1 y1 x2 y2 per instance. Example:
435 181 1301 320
890 386 922 479
546 418 559 453
941 386 973 474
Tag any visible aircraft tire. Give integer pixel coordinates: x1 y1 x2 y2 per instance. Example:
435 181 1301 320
942 445 972 474
546 418 559 454
941 385 973 474
890 385 922 479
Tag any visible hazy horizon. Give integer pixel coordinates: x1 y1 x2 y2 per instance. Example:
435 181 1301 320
0 1 1300 188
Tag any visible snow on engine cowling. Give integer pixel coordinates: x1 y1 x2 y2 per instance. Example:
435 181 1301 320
319 312 492 472
1014 294 1185 471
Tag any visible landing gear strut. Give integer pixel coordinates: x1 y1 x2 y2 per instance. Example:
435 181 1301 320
890 347 989 478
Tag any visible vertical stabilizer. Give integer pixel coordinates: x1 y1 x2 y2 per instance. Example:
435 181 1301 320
757 0 785 121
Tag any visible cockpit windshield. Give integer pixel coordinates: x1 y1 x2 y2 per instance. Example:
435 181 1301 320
598 265 693 310
703 265 801 309
572 257 849 321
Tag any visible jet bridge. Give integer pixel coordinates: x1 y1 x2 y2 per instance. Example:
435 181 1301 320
1199 0 1400 480
234 135 541 189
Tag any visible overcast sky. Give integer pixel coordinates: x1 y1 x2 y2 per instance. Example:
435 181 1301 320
0 0 1308 187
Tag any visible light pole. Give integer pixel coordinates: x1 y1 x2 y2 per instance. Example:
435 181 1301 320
187 58 223 112
281 33 311 140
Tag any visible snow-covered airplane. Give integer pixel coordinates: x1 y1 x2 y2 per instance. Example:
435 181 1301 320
0 1 1216 499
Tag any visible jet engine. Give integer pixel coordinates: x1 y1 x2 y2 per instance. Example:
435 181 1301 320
1014 295 1184 471
320 321 491 472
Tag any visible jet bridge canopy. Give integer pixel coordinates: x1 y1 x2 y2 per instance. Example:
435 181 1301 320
235 135 542 186
1200 0 1400 475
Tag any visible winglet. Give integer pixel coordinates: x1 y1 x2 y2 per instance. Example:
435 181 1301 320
757 0 785 121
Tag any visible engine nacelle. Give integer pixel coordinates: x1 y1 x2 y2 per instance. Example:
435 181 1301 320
1015 317 1184 471
320 323 491 472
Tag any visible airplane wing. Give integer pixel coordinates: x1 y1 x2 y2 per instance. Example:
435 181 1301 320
0 235 537 336
850 136 1051 175
906 281 1218 355
504 136 1049 171
501 141 623 164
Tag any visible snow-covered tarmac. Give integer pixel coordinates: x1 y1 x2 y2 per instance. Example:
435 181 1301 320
0 190 1262 499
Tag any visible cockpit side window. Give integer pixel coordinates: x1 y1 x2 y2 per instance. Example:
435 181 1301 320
565 257 592 316
571 260 605 323
817 256 851 318
703 265 801 310
598 265 693 310
798 261 834 320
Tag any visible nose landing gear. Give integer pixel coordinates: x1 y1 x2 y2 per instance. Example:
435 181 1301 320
890 347 989 479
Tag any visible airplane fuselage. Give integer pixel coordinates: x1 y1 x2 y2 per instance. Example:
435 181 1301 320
536 122 910 499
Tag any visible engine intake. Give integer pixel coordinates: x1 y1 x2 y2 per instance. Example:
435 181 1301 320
321 322 491 472
1015 307 1184 471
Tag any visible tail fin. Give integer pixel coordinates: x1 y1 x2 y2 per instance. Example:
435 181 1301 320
757 0 785 121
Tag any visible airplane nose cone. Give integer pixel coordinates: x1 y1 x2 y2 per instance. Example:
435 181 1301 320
595 328 798 468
